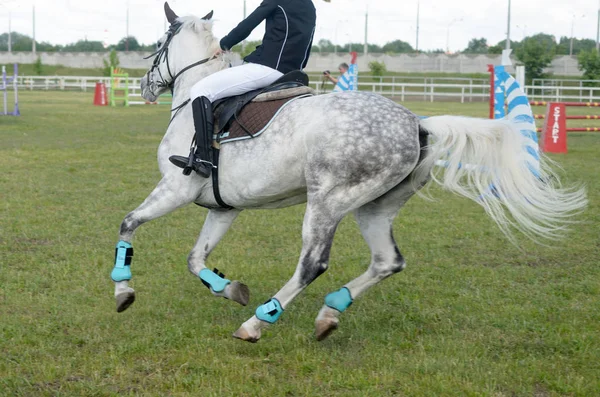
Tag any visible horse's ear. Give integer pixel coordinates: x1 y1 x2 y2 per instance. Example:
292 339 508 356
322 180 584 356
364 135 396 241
201 10 214 20
164 2 179 24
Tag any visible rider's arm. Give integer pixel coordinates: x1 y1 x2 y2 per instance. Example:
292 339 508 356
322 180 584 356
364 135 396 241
220 0 279 50
324 73 338 84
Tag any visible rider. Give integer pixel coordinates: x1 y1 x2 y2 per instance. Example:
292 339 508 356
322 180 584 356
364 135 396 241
170 0 317 177
323 63 349 87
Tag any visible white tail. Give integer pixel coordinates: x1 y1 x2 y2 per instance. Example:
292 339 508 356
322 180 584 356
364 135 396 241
415 115 587 243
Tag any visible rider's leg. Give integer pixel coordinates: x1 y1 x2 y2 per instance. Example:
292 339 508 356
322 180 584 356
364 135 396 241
170 97 214 177
170 63 283 177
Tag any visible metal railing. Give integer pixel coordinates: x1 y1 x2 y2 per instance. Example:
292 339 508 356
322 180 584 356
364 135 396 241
13 75 600 104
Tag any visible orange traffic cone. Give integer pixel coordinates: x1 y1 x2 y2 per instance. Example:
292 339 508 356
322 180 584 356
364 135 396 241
93 82 108 106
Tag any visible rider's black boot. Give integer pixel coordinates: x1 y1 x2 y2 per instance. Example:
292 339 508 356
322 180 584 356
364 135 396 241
169 96 214 177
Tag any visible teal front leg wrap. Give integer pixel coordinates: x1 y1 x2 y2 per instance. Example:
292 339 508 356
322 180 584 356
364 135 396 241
324 287 353 313
255 298 283 324
111 241 133 282
199 268 230 293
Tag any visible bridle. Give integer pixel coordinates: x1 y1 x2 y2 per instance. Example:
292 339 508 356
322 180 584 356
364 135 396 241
143 22 215 118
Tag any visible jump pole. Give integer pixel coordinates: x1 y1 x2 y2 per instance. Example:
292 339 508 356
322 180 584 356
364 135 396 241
534 114 600 120
110 68 130 107
530 101 600 107
532 101 600 133
1 64 20 116
2 66 6 115
487 64 495 119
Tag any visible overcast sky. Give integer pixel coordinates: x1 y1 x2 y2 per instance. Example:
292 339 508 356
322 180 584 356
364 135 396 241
0 0 598 52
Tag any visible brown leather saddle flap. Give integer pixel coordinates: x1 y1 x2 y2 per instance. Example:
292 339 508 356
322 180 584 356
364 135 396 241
216 87 314 144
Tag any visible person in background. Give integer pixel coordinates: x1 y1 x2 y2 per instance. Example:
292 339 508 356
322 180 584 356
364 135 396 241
323 63 351 91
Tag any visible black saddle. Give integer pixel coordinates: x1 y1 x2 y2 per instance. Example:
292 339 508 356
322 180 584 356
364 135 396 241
212 70 309 135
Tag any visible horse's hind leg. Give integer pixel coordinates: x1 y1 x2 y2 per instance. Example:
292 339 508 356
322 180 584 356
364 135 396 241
314 180 422 341
233 201 344 342
113 178 201 312
186 209 250 306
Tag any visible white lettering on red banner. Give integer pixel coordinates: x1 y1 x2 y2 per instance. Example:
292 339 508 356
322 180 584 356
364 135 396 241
552 106 560 143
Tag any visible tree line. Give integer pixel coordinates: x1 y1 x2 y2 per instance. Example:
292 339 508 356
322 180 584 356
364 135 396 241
0 32 156 52
2 31 598 56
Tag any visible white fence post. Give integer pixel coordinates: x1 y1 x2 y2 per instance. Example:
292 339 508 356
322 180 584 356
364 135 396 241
469 79 473 103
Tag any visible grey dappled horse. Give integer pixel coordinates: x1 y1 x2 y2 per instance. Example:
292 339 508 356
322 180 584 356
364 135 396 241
111 6 587 343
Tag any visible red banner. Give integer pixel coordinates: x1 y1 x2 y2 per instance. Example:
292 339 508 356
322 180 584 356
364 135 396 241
541 103 567 153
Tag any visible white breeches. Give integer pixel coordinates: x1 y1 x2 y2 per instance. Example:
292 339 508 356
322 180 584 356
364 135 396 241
190 63 284 102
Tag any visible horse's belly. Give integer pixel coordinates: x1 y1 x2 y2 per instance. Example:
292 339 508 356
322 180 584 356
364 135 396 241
215 140 308 209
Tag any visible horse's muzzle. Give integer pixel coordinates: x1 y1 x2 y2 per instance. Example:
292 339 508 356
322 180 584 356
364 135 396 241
140 74 158 102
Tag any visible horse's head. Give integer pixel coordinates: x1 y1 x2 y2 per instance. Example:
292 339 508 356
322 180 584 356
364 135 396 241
141 2 219 102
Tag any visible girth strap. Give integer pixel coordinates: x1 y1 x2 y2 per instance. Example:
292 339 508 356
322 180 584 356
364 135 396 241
211 147 234 210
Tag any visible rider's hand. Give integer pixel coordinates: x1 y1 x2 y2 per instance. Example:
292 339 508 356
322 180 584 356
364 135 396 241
213 48 224 58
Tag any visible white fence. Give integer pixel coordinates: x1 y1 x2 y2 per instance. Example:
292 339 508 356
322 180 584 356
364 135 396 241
306 73 489 86
12 75 600 103
14 75 113 91
313 81 491 103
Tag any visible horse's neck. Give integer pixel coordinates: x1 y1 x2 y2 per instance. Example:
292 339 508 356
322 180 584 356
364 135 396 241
171 53 240 108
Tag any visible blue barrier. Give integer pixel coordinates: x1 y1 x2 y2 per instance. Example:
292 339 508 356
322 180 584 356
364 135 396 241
493 66 540 177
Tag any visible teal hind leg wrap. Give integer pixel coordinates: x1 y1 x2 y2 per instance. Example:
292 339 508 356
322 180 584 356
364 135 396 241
325 287 353 313
255 298 283 324
111 241 133 282
199 268 230 293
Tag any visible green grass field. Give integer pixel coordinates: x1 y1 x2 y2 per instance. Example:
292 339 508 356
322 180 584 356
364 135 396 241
1 91 599 396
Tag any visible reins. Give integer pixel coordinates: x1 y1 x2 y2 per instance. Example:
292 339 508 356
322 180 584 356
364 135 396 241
167 99 190 128
166 55 216 126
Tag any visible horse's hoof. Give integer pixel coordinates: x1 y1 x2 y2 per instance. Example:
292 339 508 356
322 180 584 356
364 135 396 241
228 281 250 306
116 291 135 313
315 318 338 341
232 326 260 343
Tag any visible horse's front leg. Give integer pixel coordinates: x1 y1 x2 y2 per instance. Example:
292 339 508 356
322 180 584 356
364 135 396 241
186 209 250 306
113 177 202 312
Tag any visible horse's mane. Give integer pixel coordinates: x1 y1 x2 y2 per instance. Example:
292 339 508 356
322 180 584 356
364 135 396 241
178 16 213 33
176 16 243 67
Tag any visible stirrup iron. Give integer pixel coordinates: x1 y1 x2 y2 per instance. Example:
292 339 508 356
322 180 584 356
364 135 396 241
169 151 211 178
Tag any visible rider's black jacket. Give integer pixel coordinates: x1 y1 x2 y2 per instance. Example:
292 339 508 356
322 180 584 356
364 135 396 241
219 0 316 74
